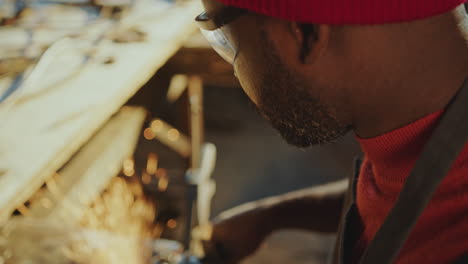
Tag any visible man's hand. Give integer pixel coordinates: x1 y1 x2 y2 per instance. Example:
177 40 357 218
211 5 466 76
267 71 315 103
202 202 273 264
202 179 349 263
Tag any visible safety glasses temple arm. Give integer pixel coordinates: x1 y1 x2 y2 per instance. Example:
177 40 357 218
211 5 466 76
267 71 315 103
195 7 247 31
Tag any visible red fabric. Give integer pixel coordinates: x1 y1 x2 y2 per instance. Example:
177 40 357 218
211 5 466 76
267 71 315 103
217 0 467 25
356 111 468 263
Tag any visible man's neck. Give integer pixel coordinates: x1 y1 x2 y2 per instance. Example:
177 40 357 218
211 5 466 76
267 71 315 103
351 5 468 138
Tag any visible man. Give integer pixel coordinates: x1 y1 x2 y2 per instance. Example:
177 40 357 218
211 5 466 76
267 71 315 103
195 0 468 263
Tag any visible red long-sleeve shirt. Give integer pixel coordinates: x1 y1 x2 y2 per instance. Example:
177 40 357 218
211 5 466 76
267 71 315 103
355 110 468 263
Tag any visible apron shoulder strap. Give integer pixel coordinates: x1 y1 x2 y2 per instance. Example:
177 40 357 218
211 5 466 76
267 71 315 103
453 253 468 264
359 78 468 264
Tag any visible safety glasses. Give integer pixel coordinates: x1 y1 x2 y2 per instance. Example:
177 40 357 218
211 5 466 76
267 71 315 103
195 7 247 64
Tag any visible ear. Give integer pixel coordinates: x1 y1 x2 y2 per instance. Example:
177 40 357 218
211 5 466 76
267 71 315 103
290 23 331 64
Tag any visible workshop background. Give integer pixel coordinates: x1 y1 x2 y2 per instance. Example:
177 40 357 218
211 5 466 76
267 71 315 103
0 1 360 264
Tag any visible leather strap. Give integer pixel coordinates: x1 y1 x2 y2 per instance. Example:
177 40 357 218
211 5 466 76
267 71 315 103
453 253 468 264
359 78 468 264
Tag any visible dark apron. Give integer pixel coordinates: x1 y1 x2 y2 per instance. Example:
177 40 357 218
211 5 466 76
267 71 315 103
332 78 468 264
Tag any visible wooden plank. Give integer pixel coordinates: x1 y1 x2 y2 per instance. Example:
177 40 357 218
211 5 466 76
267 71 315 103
28 106 146 223
187 76 204 169
147 118 192 157
0 1 202 223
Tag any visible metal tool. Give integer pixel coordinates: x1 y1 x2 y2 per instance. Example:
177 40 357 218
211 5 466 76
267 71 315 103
152 239 202 264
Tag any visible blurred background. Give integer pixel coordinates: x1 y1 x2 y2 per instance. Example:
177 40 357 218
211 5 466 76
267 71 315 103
0 1 360 263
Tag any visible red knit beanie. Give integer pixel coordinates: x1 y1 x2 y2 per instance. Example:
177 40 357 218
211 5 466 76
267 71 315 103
217 0 467 24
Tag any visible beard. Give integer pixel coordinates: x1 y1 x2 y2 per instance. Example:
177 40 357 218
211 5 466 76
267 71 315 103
255 37 351 148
